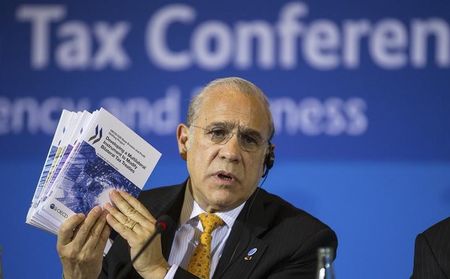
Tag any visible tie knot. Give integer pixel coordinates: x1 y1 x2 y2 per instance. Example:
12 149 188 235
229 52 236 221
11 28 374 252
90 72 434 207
199 213 224 233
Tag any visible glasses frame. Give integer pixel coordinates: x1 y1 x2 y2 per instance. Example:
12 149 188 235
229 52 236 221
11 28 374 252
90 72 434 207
189 124 269 152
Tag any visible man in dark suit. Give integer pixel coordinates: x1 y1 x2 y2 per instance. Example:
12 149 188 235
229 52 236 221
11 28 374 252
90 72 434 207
411 217 450 279
56 77 337 279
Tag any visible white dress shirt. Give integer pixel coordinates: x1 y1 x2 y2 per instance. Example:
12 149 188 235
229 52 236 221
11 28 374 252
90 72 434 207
164 184 245 279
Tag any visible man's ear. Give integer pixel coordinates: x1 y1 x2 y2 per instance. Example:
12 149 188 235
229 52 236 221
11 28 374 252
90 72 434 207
176 124 190 160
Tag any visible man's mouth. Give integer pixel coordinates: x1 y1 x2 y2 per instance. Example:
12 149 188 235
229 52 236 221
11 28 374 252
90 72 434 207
215 171 236 182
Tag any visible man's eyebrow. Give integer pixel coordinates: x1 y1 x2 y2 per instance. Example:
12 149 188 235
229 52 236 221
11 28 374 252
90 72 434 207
238 127 264 140
205 122 235 129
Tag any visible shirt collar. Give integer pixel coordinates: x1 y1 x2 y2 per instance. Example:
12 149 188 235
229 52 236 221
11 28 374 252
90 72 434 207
179 179 246 229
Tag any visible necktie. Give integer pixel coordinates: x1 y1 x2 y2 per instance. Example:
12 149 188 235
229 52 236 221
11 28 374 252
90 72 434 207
187 213 224 279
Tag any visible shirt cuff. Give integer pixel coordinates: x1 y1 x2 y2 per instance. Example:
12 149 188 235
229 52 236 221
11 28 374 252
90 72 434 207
164 264 179 279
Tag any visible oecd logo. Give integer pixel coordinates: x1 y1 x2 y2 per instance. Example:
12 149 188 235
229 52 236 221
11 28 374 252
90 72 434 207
88 125 103 144
50 203 68 218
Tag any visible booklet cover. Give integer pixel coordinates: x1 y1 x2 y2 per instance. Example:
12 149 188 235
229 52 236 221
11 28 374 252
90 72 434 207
28 108 162 234
40 108 161 230
31 111 94 232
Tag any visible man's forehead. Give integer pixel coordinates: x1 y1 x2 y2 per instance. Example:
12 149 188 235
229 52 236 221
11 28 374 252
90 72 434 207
197 109 257 128
197 93 262 124
192 87 272 135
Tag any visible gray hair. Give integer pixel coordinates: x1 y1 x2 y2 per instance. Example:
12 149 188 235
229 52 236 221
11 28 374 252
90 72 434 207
187 77 275 140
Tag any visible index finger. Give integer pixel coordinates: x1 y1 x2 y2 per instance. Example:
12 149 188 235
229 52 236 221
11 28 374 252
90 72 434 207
57 213 85 246
71 206 103 249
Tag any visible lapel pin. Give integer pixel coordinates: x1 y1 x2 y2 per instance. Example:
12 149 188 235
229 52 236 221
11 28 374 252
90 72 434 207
244 248 258 261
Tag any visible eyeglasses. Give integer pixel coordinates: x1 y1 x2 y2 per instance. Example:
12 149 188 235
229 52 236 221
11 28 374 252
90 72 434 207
190 124 267 152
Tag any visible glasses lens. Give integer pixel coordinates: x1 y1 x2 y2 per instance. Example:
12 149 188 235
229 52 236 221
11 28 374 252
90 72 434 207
238 133 261 151
208 127 230 143
193 125 264 151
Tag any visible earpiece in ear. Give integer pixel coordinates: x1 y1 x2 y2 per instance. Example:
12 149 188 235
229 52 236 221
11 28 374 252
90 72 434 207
262 143 275 178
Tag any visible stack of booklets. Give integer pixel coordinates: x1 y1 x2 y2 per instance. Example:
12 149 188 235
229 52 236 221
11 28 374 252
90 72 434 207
26 108 162 235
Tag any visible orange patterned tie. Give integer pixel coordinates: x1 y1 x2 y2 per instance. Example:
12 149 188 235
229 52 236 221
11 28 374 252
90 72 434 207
187 213 224 279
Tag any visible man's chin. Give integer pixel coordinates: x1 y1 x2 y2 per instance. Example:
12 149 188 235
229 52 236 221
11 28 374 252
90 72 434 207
208 193 243 211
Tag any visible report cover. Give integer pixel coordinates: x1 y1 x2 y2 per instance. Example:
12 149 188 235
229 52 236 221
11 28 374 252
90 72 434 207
39 108 161 230
31 111 94 232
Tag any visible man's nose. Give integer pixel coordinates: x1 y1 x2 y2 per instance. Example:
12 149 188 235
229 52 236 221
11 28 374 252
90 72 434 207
219 133 241 163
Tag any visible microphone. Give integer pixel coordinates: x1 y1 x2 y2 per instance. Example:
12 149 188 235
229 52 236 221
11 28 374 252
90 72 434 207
117 215 174 279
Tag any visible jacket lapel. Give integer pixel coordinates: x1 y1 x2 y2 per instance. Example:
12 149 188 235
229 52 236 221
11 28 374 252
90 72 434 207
160 190 184 259
146 182 187 260
213 188 270 279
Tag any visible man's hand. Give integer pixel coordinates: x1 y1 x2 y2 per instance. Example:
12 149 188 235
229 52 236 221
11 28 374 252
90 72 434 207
57 206 111 279
105 190 169 279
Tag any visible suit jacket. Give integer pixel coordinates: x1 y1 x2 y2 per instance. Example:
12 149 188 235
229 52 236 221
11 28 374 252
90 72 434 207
411 217 450 279
101 182 338 279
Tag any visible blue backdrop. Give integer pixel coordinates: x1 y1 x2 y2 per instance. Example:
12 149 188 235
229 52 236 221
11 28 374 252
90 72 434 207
1 0 449 278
